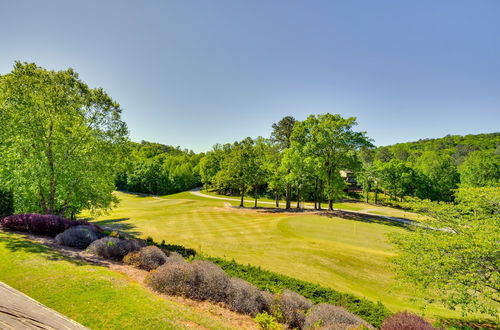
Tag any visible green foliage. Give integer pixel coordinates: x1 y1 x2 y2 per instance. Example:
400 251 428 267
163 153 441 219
459 150 500 188
390 187 500 316
0 62 128 216
0 189 14 218
118 141 201 195
254 311 282 330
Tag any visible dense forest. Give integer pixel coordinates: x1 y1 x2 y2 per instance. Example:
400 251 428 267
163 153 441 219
117 116 499 208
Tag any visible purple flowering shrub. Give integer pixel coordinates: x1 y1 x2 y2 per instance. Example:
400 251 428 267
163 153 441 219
0 213 101 237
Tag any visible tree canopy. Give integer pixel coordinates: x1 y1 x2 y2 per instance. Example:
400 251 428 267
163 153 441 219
0 62 129 216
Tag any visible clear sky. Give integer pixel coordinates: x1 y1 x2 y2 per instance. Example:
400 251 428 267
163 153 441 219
1 0 499 152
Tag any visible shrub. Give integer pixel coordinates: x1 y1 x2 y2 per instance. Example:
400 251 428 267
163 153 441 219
163 251 186 265
254 311 282 330
225 278 267 316
189 260 230 302
304 303 374 330
55 225 98 249
273 289 312 329
145 260 197 297
381 312 435 330
261 290 274 313
0 213 100 237
203 257 389 327
86 237 145 261
124 245 168 271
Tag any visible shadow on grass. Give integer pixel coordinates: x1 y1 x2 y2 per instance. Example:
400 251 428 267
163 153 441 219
91 218 142 237
0 231 88 266
257 207 409 229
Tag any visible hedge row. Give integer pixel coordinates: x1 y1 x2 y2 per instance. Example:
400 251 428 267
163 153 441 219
152 241 390 327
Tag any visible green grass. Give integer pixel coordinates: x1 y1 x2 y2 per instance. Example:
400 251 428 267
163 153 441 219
0 231 234 330
200 189 424 220
87 191 464 319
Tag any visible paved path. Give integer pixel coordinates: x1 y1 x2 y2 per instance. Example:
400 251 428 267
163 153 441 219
189 189 416 226
0 281 87 329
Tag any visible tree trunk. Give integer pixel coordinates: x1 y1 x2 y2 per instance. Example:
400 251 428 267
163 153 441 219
375 186 379 204
240 187 245 207
275 192 279 207
296 187 300 209
254 185 258 208
47 121 56 214
314 177 318 210
328 199 333 211
285 183 291 209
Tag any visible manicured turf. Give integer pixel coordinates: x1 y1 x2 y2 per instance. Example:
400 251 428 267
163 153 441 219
88 191 462 318
200 189 425 220
0 231 234 330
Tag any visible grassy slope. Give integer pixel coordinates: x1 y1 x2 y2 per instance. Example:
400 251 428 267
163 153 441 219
88 191 460 318
0 231 233 330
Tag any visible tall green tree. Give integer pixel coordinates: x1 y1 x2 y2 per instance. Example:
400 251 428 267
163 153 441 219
271 116 296 209
0 62 128 216
300 114 371 210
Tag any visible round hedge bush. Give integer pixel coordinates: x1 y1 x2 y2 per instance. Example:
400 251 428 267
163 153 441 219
191 260 230 302
273 289 312 329
381 311 435 330
304 303 374 330
145 259 197 297
224 278 267 316
86 237 145 261
55 225 98 249
124 246 168 271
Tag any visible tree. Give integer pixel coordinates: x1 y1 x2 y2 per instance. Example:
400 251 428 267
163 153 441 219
214 138 256 207
271 116 296 209
377 159 417 201
0 62 128 216
413 151 459 201
390 187 500 316
300 114 371 210
459 150 500 187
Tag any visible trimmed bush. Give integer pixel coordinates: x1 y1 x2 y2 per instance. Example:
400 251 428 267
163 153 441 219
86 237 146 261
145 260 197 297
273 289 312 329
304 303 374 330
191 260 230 302
225 278 267 316
202 257 389 327
55 225 98 249
163 251 186 265
124 246 168 271
0 213 100 237
381 312 435 330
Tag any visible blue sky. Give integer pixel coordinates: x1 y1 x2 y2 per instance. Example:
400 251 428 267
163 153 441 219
1 0 499 152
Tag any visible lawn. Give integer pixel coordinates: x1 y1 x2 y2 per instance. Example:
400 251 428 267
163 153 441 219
88 191 462 318
200 189 425 221
0 231 234 330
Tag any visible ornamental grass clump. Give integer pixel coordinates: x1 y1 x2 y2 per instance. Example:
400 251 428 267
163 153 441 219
86 237 145 261
273 289 312 329
381 311 435 330
123 246 167 271
225 278 268 316
191 260 230 302
55 225 98 249
304 303 374 330
0 213 99 237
